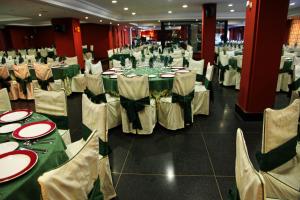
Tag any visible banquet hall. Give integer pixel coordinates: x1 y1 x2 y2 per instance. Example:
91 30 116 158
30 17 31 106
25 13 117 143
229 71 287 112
0 0 300 199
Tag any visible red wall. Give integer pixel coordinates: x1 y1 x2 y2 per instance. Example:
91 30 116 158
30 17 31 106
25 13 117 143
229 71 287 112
229 27 244 40
33 26 54 48
81 23 110 59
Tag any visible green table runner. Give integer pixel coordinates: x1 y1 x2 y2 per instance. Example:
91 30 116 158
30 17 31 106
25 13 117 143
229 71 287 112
103 67 174 98
0 113 69 200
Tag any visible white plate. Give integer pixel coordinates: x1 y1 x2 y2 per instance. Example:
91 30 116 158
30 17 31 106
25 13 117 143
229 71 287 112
0 123 22 134
127 74 137 78
176 69 190 73
160 74 175 78
102 71 115 75
148 74 157 78
110 75 118 79
0 142 19 155
0 110 32 123
13 121 56 140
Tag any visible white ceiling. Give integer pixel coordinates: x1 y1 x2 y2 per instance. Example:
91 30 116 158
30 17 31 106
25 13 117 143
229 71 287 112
0 0 299 27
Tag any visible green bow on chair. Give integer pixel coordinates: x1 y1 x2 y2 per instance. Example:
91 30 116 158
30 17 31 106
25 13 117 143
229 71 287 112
37 77 54 90
0 76 11 92
84 88 107 104
219 64 229 82
172 91 194 125
16 76 32 95
120 95 150 130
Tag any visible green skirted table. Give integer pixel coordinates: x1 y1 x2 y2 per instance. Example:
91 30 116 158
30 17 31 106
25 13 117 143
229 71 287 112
102 67 175 98
0 113 69 200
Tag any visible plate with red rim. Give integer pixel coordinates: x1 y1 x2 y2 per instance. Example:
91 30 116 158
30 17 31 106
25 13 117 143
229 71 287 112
0 109 33 124
176 69 190 73
160 74 175 78
0 150 38 183
12 120 56 140
102 71 115 75
0 142 19 155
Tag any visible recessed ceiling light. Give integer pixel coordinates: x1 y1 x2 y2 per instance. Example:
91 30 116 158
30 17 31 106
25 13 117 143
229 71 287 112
112 0 117 3
132 12 136 15
85 16 88 20
182 4 188 8
290 2 295 6
230 9 235 12
99 19 103 22
124 7 128 11
38 13 42 17
228 4 233 7
110 22 112 24
158 20 160 22
168 10 172 14
117 24 120 26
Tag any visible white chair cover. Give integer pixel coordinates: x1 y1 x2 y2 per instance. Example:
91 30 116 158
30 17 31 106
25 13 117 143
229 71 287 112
34 88 71 145
235 55 243 90
90 61 103 75
189 59 204 82
65 56 78 65
0 88 11 112
193 63 214 115
117 75 156 134
170 58 183 67
235 129 266 200
38 130 100 200
260 100 300 200
158 72 196 130
219 54 236 86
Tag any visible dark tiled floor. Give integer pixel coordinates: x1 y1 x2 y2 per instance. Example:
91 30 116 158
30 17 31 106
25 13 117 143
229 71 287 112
11 73 290 200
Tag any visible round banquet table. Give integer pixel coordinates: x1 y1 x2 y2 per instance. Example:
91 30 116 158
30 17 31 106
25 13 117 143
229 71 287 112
0 113 69 200
102 67 175 98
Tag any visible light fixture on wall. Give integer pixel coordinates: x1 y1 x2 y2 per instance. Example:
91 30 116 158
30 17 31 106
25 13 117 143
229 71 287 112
246 1 252 9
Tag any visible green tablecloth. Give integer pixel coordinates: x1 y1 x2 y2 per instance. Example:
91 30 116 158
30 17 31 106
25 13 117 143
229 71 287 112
0 113 69 200
102 67 175 98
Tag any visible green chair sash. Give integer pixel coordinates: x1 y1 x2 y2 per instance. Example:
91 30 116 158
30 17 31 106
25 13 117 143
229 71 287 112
0 76 11 92
16 76 32 95
219 64 229 82
196 74 204 82
120 95 150 130
82 124 111 156
37 77 54 90
43 114 69 130
88 177 104 200
279 60 293 74
204 78 212 90
289 78 300 91
1 57 5 64
172 91 194 124
256 135 298 172
84 88 107 104
228 182 240 200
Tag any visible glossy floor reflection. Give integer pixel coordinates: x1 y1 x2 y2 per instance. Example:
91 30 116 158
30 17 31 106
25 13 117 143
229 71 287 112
11 76 290 200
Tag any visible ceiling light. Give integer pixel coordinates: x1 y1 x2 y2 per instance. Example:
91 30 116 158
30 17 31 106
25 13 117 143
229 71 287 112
124 7 128 10
132 12 136 15
290 2 295 6
168 11 172 14
99 20 103 22
158 20 160 22
85 16 88 20
230 9 235 12
112 0 117 3
110 22 112 24
117 24 120 26
182 4 188 8
228 4 233 7
38 13 42 17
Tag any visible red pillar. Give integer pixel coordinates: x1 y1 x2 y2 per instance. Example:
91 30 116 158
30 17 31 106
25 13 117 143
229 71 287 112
51 18 84 69
236 0 289 120
201 3 216 67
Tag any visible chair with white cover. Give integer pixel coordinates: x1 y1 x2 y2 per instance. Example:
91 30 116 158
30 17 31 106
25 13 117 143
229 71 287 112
231 128 276 200
65 56 78 65
294 56 300 67
107 50 114 68
235 55 243 90
189 59 204 83
256 100 300 200
27 49 36 56
158 72 196 130
85 74 121 129
0 65 18 100
117 75 156 134
0 88 11 112
219 54 236 86
277 56 293 92
193 63 214 115
90 61 103 75
38 130 103 200
112 59 122 68
170 58 183 68
34 88 71 145
26 55 36 64
33 63 62 91
7 50 16 58
13 64 34 100
66 94 117 200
